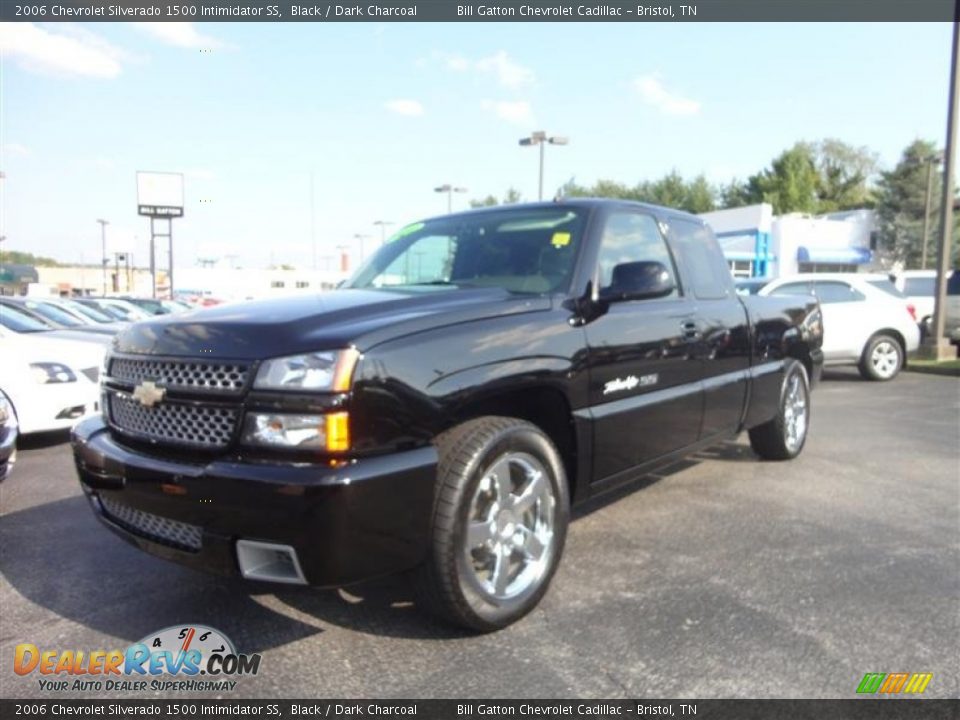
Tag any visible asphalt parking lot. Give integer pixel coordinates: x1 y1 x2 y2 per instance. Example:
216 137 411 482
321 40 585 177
1 368 957 700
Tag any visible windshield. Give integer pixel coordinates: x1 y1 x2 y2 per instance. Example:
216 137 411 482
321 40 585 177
0 304 53 333
23 300 86 327
346 207 589 295
61 299 114 323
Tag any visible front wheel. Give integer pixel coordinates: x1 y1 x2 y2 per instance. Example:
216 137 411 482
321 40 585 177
414 416 569 632
858 334 903 381
749 360 810 461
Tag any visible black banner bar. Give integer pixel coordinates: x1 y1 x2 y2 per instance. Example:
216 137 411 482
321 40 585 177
0 0 955 22
1 700 958 720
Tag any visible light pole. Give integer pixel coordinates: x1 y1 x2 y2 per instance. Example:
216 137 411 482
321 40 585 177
924 18 959 361
96 219 109 295
920 153 943 269
519 131 569 201
373 220 394 248
353 233 370 264
434 184 467 213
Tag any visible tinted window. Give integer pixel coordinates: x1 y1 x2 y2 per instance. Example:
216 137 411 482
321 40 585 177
24 301 85 326
349 208 588 295
813 281 865 304
904 277 936 297
668 219 734 300
596 212 677 297
867 279 906 298
770 282 813 297
0 304 51 332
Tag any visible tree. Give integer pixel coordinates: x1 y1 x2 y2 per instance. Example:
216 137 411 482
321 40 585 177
0 249 61 266
468 187 524 208
873 139 943 268
746 144 820 214
810 138 879 212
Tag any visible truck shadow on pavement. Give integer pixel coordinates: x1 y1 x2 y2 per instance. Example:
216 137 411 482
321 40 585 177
1 440 759 646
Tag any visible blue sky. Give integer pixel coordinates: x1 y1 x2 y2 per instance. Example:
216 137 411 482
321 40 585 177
0 21 954 270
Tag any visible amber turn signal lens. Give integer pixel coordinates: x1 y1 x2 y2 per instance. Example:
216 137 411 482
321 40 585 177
326 411 350 452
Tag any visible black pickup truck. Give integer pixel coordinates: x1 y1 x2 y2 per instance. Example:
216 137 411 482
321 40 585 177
72 199 823 631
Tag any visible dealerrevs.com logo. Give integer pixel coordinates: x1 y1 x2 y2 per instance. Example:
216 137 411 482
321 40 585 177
14 624 261 693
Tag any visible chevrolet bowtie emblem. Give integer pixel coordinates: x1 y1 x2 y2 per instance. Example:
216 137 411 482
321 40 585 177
132 380 166 408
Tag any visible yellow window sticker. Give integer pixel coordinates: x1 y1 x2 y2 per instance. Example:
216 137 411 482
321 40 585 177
551 232 571 248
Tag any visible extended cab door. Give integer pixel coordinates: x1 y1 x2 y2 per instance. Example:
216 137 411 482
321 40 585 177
666 219 752 439
583 209 702 483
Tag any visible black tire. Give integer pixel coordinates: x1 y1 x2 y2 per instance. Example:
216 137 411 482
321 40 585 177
858 333 903 381
749 360 810 461
414 416 569 632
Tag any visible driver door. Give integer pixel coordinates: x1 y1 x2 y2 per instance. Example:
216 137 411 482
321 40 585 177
584 210 702 484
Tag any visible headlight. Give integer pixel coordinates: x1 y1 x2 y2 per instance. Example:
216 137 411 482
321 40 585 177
241 412 350 452
30 362 77 384
254 349 359 391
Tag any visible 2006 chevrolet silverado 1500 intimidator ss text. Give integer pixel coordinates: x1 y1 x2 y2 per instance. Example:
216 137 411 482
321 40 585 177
72 199 824 631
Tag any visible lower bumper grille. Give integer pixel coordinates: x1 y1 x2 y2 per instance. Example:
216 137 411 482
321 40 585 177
107 391 238 449
98 495 202 552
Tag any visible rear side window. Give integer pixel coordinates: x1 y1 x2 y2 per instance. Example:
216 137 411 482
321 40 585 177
813 281 865 304
904 277 935 297
867 279 906 298
668 219 733 300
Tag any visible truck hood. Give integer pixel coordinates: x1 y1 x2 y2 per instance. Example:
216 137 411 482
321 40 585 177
114 288 551 359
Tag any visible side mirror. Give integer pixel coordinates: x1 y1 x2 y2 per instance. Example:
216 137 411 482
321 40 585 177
601 261 675 302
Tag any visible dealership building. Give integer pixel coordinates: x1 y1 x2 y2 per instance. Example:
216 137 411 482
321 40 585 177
699 203 876 279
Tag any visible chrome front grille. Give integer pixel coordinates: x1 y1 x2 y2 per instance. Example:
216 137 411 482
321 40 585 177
109 357 250 394
98 495 202 551
108 392 238 449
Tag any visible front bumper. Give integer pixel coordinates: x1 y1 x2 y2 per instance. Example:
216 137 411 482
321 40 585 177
71 416 438 587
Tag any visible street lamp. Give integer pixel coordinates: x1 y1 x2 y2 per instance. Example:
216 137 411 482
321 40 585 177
373 220 394 247
434 184 467 213
353 233 371 263
96 219 109 295
519 131 569 201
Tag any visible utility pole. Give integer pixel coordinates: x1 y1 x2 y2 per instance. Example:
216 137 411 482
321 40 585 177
923 18 960 360
96 219 109 295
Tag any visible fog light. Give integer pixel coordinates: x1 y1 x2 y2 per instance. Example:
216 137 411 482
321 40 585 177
241 412 350 452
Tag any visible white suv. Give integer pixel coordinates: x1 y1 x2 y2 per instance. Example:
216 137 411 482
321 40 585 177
759 273 920 381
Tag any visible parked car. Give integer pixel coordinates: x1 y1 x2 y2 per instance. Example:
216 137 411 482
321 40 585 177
0 329 103 434
0 301 114 347
0 389 17 481
759 273 920 380
55 298 123 325
0 297 120 337
891 270 937 331
73 199 824 631
74 297 152 323
734 277 771 296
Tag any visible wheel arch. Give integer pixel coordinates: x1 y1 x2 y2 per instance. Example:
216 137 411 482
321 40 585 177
449 385 582 504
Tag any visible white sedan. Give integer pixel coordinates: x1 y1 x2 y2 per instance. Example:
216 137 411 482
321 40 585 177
759 273 921 381
0 329 104 434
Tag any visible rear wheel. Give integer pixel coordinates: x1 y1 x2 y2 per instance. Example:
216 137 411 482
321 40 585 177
414 416 569 632
858 334 903 381
749 360 810 461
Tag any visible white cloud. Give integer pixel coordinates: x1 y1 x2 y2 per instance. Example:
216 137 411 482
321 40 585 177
95 157 115 170
132 23 223 49
3 143 31 157
0 23 124 78
476 51 535 89
481 99 534 126
634 74 701 116
385 99 424 117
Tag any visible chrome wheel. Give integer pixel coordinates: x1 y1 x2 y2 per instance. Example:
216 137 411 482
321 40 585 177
870 340 900 379
782 371 808 453
460 452 556 605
